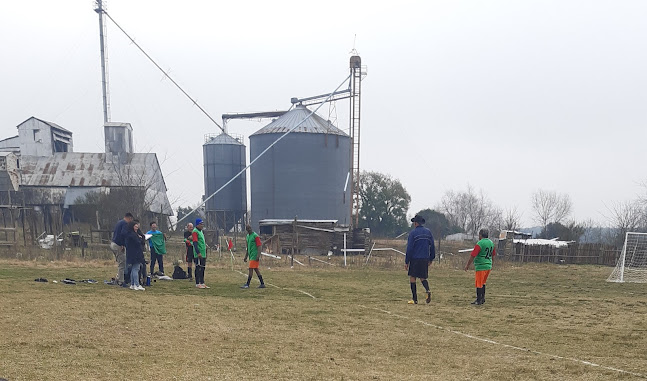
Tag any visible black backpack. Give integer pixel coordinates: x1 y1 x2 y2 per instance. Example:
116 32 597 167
172 265 188 279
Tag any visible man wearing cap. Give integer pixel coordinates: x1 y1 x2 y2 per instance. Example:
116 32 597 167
405 214 436 304
192 219 209 289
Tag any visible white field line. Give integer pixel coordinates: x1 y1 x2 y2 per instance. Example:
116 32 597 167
234 270 315 299
360 305 647 379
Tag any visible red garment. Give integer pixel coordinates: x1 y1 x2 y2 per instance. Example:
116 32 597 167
227 239 233 250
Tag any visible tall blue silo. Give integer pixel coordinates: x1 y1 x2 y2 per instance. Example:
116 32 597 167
203 133 247 232
249 105 351 230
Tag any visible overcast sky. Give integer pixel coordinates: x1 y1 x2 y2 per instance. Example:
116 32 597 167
1 0 645 227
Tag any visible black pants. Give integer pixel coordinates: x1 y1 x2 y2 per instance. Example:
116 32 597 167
193 256 206 284
150 247 164 274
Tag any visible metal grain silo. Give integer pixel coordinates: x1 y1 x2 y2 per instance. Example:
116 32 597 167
203 133 247 232
250 105 351 230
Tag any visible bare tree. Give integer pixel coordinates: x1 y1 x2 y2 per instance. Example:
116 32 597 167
531 189 572 232
438 185 501 235
604 200 645 246
502 206 523 231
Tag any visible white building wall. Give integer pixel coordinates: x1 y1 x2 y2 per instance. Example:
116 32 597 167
18 118 55 156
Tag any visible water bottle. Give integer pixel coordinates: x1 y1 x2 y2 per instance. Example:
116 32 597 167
146 275 151 286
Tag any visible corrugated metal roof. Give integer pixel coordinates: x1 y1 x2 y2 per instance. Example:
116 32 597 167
0 135 18 144
18 117 72 134
20 152 173 215
204 133 244 146
250 105 349 136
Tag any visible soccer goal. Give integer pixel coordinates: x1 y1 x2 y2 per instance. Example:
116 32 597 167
607 232 647 283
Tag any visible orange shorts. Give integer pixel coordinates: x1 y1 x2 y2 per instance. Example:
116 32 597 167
475 270 491 288
249 260 259 269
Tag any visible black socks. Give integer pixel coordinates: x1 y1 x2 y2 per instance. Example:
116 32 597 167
421 280 430 292
258 275 264 285
410 282 417 302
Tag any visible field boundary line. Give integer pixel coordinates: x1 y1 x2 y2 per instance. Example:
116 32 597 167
360 305 646 379
233 270 316 299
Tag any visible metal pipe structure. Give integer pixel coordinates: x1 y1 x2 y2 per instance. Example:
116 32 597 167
349 55 362 227
94 0 111 123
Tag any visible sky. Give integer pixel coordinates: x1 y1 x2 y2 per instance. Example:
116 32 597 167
0 0 645 227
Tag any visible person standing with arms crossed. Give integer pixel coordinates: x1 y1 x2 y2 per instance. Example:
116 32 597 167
241 225 265 289
125 221 146 291
147 221 167 276
109 212 133 286
192 219 209 289
405 215 435 304
184 223 194 280
464 228 495 305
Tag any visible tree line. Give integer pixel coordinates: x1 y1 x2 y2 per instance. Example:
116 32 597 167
357 171 647 247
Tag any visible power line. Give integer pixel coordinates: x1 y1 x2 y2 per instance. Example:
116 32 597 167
100 9 225 133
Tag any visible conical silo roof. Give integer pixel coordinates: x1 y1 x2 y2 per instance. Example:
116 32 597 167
250 105 349 136
205 133 244 145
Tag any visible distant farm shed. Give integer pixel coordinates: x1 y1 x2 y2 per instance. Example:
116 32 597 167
19 152 172 215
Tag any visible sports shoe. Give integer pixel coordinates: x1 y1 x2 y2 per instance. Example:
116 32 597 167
258 284 266 289
195 284 201 288
129 285 136 290
425 292 431 304
136 285 145 291
240 284 249 289
202 284 210 289
197 284 207 289
407 300 418 305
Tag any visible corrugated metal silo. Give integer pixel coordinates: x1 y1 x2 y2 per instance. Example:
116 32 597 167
250 105 351 230
203 133 247 231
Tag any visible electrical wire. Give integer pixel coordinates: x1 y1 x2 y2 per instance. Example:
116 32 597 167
100 9 225 133
174 73 352 228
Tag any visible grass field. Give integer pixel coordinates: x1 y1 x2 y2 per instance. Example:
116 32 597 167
1 257 646 380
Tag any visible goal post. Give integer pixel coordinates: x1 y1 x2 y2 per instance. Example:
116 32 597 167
607 232 647 283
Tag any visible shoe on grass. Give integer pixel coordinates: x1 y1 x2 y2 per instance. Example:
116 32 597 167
426 292 431 304
197 284 206 289
407 300 418 305
258 284 266 289
202 284 210 289
129 285 136 290
136 285 145 291
240 284 249 289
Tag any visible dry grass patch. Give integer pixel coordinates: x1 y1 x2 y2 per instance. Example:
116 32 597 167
0 259 646 380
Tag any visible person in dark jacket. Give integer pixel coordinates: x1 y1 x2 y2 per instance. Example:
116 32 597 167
405 215 435 304
125 221 146 291
109 212 133 286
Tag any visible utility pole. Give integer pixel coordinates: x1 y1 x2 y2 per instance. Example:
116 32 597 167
95 0 111 123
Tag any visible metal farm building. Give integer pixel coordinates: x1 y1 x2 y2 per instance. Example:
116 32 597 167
249 105 351 231
202 133 247 232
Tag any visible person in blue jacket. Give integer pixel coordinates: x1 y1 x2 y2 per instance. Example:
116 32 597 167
405 215 435 304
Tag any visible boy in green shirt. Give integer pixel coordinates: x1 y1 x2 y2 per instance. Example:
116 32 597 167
147 221 167 276
241 225 265 289
464 228 496 305
192 219 209 289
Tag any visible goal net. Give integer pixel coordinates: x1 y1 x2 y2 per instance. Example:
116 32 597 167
607 232 647 283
